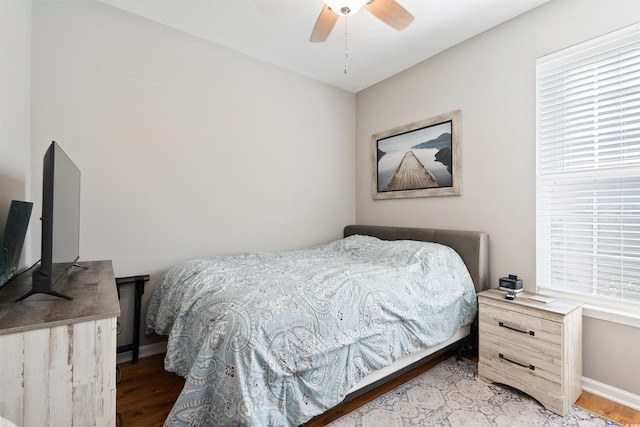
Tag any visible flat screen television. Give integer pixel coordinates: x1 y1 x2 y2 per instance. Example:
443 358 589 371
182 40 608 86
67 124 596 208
0 200 33 288
16 141 82 301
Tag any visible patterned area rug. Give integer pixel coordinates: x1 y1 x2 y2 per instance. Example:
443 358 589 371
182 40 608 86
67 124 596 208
328 356 621 427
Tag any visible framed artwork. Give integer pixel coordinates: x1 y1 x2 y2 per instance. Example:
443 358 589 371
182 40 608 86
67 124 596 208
372 110 461 199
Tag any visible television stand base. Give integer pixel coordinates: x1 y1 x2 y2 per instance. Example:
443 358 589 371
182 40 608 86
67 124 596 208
15 289 73 302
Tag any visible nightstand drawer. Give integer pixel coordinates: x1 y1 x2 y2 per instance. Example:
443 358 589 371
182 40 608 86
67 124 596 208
478 362 564 414
479 332 562 379
479 303 562 357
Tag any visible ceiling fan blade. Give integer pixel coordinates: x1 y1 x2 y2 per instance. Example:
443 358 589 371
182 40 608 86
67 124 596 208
310 5 339 42
366 0 414 31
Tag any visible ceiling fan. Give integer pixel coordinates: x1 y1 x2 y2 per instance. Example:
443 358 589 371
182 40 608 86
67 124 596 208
310 0 414 43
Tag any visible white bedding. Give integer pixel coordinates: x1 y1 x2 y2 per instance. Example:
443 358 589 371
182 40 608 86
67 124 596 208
146 235 478 426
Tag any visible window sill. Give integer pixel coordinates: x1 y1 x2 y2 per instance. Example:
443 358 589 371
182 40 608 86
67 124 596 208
538 289 640 328
582 304 640 328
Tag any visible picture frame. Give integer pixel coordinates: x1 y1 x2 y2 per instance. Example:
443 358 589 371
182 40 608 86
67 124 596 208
372 110 461 199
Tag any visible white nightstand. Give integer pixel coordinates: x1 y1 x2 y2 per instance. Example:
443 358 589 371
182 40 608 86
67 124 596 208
477 288 583 416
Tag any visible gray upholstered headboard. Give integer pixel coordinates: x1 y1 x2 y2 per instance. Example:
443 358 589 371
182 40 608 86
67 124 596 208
344 225 490 293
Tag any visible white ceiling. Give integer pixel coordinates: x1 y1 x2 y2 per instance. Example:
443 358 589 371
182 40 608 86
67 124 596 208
99 0 549 93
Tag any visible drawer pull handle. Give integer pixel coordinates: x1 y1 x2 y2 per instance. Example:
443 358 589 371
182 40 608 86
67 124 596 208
499 321 535 336
499 353 535 370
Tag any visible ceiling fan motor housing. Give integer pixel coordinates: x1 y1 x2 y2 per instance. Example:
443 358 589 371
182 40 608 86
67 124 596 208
324 0 368 16
310 0 413 43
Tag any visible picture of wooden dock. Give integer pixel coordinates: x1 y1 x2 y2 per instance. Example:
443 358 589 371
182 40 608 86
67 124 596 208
385 151 439 191
372 110 461 199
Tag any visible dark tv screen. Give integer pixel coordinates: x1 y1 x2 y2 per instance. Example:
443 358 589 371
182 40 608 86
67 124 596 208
0 200 33 288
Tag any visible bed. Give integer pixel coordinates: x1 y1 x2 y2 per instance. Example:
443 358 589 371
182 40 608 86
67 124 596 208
145 225 490 426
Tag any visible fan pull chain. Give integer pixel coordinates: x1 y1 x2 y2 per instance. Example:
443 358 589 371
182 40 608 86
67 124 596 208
344 16 349 75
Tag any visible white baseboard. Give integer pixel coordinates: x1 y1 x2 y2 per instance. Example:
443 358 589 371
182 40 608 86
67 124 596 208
583 376 640 411
116 341 167 364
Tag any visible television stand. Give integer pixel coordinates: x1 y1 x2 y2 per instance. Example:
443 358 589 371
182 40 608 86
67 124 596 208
15 288 73 302
0 260 120 426
15 263 90 302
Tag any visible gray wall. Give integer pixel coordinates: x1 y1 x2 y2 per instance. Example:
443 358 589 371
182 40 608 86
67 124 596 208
24 0 356 347
356 0 640 398
0 0 32 258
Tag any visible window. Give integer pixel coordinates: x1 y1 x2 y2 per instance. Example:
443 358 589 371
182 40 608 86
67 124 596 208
536 23 640 311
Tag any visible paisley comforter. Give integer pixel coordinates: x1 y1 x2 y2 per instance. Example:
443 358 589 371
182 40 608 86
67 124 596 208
145 235 477 426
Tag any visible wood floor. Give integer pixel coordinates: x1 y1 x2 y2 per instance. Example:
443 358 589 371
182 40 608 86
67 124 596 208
116 351 640 426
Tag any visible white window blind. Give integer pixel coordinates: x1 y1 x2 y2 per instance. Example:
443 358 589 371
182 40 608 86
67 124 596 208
536 23 640 308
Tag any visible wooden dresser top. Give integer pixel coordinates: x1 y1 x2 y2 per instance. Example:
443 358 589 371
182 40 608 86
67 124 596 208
478 288 583 316
0 260 120 336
